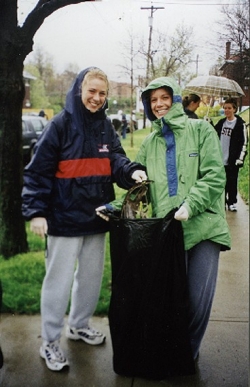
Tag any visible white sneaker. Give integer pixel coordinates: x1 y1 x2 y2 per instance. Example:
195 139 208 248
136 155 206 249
40 340 69 371
228 204 237 211
66 325 106 345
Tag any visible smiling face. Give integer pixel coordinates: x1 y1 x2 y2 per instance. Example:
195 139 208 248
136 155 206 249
150 88 173 119
81 77 108 113
223 102 237 121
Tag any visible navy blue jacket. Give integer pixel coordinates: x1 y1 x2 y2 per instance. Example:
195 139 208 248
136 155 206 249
22 68 145 236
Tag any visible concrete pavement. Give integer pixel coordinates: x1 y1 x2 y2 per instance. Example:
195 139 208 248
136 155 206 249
0 196 248 387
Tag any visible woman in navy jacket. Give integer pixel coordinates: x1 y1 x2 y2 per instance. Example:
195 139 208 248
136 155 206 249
22 67 146 371
214 98 247 211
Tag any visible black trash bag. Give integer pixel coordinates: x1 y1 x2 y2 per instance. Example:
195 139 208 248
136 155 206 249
108 185 195 380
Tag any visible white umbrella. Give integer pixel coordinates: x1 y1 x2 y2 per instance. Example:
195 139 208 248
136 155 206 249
184 75 245 98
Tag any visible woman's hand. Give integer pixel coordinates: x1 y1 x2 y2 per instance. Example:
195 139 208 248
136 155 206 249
131 170 147 183
95 206 110 222
30 217 48 238
174 206 189 221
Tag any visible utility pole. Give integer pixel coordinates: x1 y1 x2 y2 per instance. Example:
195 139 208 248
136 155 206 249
194 54 202 76
141 5 164 128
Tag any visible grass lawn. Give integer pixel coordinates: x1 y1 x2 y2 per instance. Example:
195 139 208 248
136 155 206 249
0 116 248 315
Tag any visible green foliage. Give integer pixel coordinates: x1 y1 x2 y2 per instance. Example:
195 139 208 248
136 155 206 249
239 148 249 204
49 103 64 115
196 105 222 119
25 64 50 109
238 108 249 204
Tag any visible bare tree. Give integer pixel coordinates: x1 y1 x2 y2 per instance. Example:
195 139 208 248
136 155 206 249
119 28 142 146
213 0 250 88
0 0 94 258
26 49 80 111
139 24 194 85
155 25 194 82
218 0 249 58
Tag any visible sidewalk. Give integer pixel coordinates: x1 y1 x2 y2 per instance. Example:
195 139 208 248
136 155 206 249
0 196 248 387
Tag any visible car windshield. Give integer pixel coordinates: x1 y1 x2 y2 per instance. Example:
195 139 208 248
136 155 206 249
30 119 44 133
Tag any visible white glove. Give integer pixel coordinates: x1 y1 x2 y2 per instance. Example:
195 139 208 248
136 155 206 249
235 159 243 166
30 217 48 238
131 170 147 183
95 206 110 222
174 206 189 221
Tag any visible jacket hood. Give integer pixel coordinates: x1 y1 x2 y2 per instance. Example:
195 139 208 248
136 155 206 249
234 114 245 124
141 77 187 132
64 67 108 130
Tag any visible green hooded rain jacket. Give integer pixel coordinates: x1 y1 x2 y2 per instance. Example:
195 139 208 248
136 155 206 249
115 77 231 251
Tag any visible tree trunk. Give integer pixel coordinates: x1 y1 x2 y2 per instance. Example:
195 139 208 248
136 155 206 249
0 3 29 257
0 0 92 258
0 54 29 257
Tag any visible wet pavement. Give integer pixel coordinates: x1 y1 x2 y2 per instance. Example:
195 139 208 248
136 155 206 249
0 195 248 387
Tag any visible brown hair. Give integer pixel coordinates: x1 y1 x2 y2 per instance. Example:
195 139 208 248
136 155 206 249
223 98 237 111
182 94 201 108
82 68 109 94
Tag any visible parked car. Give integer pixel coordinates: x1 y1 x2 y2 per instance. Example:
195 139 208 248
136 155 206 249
22 115 47 164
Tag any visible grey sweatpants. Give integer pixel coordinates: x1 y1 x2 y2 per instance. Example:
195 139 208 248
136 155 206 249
186 240 220 360
41 234 106 342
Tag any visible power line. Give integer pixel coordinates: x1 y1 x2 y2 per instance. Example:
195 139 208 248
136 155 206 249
142 1 243 5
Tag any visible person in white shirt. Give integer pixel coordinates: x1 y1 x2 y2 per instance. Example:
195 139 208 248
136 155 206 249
215 98 248 211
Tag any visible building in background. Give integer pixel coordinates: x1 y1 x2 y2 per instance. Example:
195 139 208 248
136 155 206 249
23 70 36 109
219 42 250 108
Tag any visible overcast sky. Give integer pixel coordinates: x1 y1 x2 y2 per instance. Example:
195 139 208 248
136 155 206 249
18 0 234 82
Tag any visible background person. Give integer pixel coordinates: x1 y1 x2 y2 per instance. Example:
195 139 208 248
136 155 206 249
22 67 147 372
132 110 138 130
38 109 48 120
121 113 128 139
214 98 248 211
111 118 122 138
97 76 231 363
182 93 201 119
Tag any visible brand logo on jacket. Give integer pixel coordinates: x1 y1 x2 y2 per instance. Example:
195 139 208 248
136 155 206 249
98 144 109 153
189 153 199 157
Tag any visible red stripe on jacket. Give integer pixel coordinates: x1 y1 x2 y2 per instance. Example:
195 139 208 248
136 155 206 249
55 158 111 178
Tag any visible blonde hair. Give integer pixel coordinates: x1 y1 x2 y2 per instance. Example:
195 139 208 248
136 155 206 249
82 68 109 94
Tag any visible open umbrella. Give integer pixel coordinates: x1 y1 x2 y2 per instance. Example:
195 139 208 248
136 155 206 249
184 75 245 98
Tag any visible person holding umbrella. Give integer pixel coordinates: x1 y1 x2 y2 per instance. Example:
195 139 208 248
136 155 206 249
184 75 245 125
214 98 248 211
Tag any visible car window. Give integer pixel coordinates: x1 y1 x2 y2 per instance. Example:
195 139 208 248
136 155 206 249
30 119 44 133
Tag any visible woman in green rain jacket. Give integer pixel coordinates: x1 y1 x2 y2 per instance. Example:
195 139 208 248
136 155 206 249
97 77 231 361
138 77 231 252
